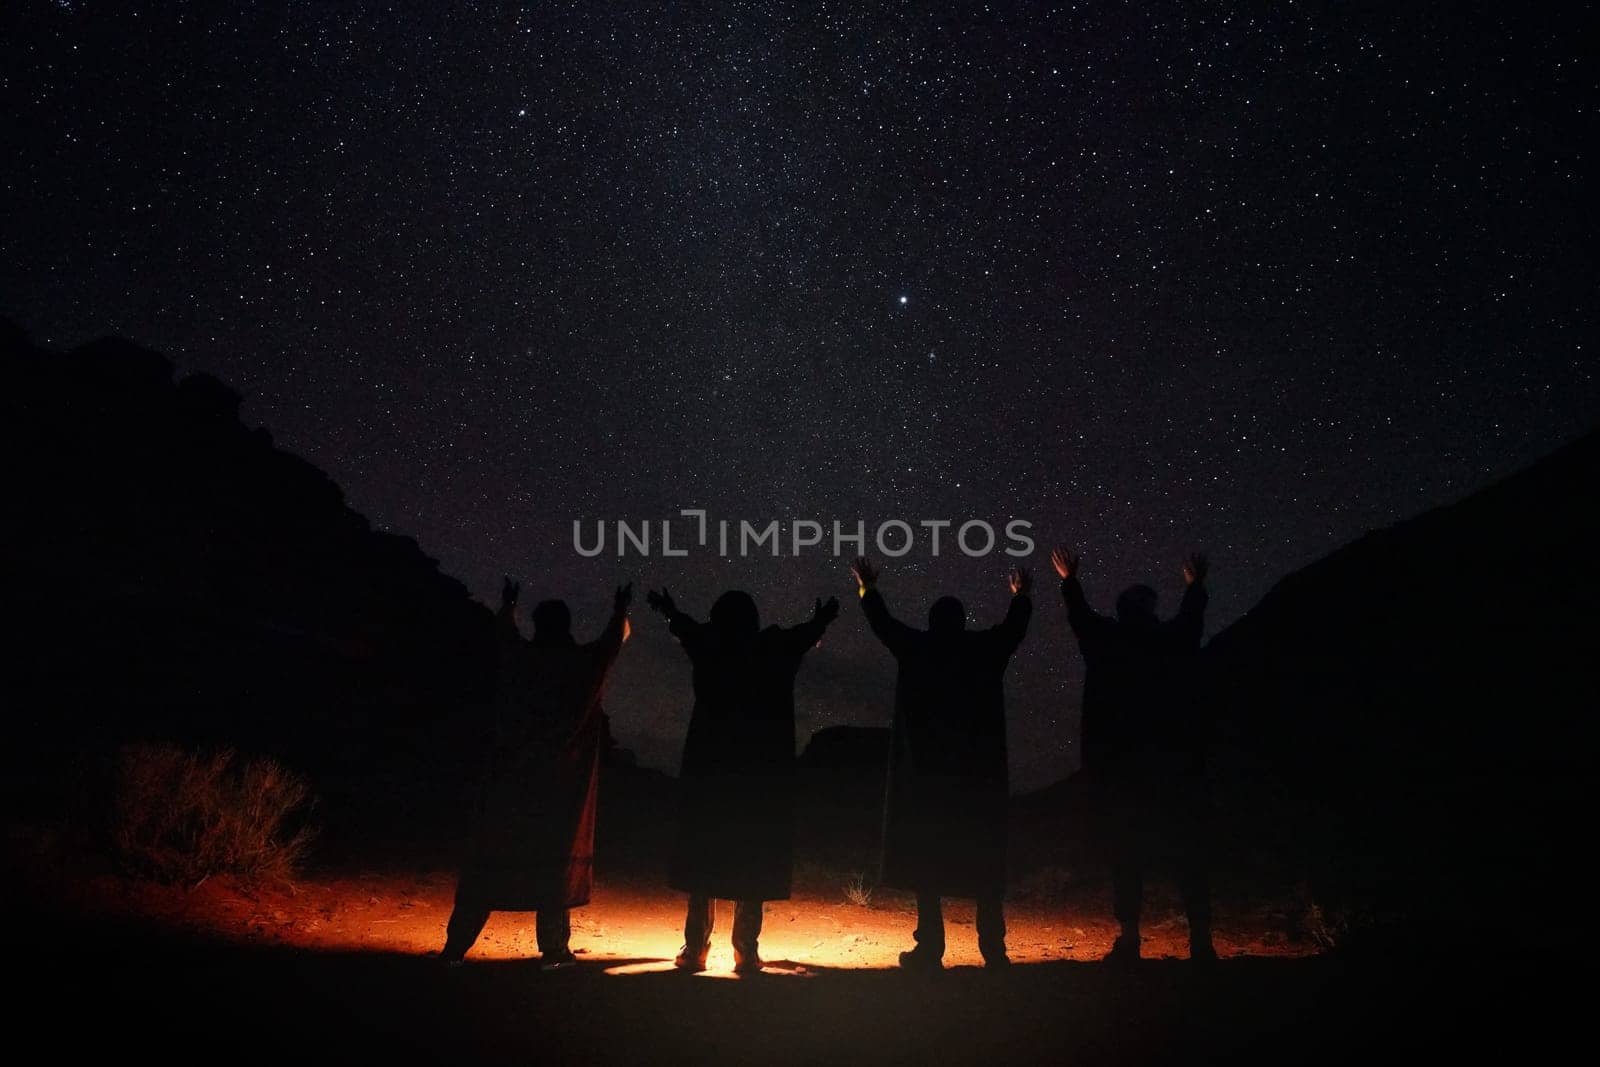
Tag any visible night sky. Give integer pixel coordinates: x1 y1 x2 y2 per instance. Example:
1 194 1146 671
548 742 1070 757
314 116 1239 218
4 3 1594 787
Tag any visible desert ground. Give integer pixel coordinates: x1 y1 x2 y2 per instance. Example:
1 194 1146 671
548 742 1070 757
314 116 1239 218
11 859 1576 1064
45 867 1310 969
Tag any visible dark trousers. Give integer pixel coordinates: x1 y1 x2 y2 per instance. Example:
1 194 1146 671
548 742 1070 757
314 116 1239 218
1101 769 1213 943
683 894 764 964
1111 850 1211 938
443 903 571 960
914 892 1007 960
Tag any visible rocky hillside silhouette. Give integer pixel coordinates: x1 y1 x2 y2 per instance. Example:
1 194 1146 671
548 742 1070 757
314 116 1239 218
1 320 495 787
1202 428 1596 941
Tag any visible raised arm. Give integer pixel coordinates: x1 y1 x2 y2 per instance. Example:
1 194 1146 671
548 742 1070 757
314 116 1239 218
852 556 917 657
781 595 841 655
986 565 1034 655
647 587 705 648
1053 547 1114 652
1160 553 1209 650
588 582 634 668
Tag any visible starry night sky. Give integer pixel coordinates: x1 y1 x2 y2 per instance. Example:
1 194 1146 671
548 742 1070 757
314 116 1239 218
4 3 1595 787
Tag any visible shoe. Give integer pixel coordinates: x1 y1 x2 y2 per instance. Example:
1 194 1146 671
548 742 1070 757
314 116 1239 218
898 948 943 972
983 952 1012 969
733 954 764 976
540 949 579 969
438 949 466 969
674 947 708 972
1189 939 1218 965
1105 934 1141 966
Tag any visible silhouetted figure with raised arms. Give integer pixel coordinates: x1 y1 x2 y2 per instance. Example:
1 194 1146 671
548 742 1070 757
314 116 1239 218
1054 546 1214 964
440 578 632 965
647 586 839 974
852 555 1033 970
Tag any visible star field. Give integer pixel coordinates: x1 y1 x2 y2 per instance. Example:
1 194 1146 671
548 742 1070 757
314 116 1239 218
3 3 1595 786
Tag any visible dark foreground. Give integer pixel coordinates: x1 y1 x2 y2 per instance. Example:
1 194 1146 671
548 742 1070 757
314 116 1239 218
17 908 1578 1065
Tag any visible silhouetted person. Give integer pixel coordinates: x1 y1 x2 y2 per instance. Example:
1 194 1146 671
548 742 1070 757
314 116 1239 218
852 556 1033 970
647 586 839 974
441 578 632 965
1054 546 1213 964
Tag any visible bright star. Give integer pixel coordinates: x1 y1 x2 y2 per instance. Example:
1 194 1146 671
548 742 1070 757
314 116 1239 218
898 295 908 305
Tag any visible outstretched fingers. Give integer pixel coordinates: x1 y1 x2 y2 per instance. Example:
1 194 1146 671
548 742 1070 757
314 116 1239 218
1051 547 1079 580
1009 565 1033 596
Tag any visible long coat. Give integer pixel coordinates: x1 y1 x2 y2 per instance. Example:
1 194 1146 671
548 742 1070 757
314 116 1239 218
459 604 627 910
1061 576 1208 778
861 588 1032 898
666 611 831 901
1061 576 1208 852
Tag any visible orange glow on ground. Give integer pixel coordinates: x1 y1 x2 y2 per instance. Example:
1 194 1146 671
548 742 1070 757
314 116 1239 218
73 872 1314 970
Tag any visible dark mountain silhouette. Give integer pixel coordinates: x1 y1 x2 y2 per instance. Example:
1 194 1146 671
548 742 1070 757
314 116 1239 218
1200 428 1596 943
1 321 497 848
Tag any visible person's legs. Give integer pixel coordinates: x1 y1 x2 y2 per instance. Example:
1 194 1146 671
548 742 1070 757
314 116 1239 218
1176 837 1215 961
441 902 491 962
914 891 946 956
976 894 1009 965
900 891 945 969
535 908 574 961
731 900 764 973
1108 846 1145 963
1112 858 1144 937
1099 776 1143 963
676 894 714 970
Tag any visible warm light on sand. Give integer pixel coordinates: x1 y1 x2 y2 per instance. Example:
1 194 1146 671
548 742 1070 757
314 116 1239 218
603 959 818 979
111 874 1305 968
454 897 920 971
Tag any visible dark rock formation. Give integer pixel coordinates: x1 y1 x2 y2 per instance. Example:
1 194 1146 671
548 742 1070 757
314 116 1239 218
1203 429 1596 942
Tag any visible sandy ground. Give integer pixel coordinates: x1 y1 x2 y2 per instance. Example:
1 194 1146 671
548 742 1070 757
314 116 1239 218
60 869 1312 973
13 867 1582 1063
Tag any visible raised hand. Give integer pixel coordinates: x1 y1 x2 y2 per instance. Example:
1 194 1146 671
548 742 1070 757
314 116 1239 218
614 582 634 611
501 576 521 609
1009 566 1033 597
646 587 676 617
813 595 841 625
851 556 879 593
1182 553 1209 587
1051 547 1080 581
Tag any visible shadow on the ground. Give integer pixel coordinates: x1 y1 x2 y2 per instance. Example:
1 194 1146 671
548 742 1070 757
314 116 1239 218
18 908 1581 1064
